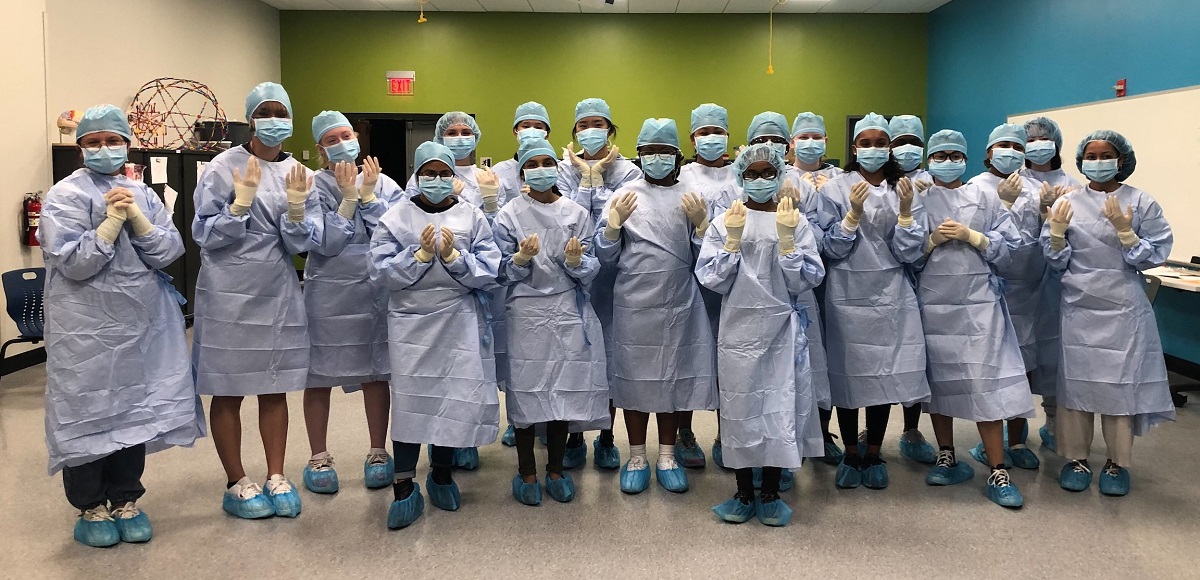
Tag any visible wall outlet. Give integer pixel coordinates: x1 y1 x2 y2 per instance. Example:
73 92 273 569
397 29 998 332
302 150 311 161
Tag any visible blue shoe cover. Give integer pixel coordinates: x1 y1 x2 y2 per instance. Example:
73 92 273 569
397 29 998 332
969 442 1012 468
387 485 425 529
265 478 302 518
74 510 120 548
1059 461 1093 492
619 458 651 494
656 464 689 493
1008 445 1041 470
303 463 340 494
593 436 621 470
712 440 726 469
545 474 577 503
454 447 480 470
835 459 862 489
112 504 153 543
1099 465 1130 497
222 488 274 519
755 495 794 527
863 461 890 490
899 431 937 464
364 454 395 489
675 429 707 468
712 496 756 523
779 469 795 492
562 444 587 470
819 439 844 466
501 425 517 447
1002 422 1030 446
926 460 975 486
752 467 763 489
426 473 462 511
1039 425 1056 453
512 475 542 506
985 469 1024 508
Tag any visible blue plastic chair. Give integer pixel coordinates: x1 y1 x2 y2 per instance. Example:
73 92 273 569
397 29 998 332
1 268 45 381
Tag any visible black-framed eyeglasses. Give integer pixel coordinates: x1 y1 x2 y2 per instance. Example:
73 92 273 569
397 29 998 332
742 169 779 181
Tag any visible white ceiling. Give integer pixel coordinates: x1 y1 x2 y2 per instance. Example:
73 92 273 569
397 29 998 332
262 0 952 14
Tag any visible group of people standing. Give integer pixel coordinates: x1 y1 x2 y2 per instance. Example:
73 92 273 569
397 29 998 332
38 80 1174 547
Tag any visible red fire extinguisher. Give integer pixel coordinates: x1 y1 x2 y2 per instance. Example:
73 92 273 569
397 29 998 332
23 191 42 247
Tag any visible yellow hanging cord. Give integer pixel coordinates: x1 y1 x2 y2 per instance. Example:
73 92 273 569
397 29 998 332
418 0 428 23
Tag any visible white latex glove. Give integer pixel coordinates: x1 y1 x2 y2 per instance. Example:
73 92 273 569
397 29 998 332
1048 199 1073 251
513 233 540 267
415 224 437 263
722 200 747 253
776 196 801 255
604 192 638 241
477 167 500 213
565 236 585 268
914 179 933 192
334 161 359 219
997 172 1023 205
123 197 155 237
896 177 915 224
1102 195 1139 248
285 164 312 222
97 187 132 244
815 174 829 190
438 227 460 262
800 172 816 190
939 219 988 251
359 156 381 204
681 192 709 234
230 156 260 216
779 180 802 204
844 181 870 232
564 143 598 189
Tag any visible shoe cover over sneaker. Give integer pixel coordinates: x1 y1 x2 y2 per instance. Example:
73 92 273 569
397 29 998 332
1099 463 1130 497
562 444 587 470
223 478 274 519
755 492 794 527
862 459 890 490
74 505 119 547
674 429 706 468
619 455 651 494
899 430 937 464
545 474 577 503
265 474 302 517
711 439 726 469
1059 460 1093 492
712 493 756 523
926 450 974 486
111 502 153 543
820 436 845 466
1039 424 1057 453
387 484 425 530
512 475 542 506
426 473 462 511
835 458 863 489
501 425 517 447
364 450 394 489
655 456 689 493
593 436 621 470
303 452 340 494
969 442 1012 468
453 447 480 470
985 468 1024 508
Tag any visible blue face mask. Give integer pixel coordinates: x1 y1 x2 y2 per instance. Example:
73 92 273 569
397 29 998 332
576 128 609 155
443 135 476 160
990 147 1025 175
892 144 924 172
82 144 128 174
640 153 677 180
768 142 788 158
1081 158 1120 183
253 117 293 147
793 139 826 164
856 147 890 172
517 128 546 142
523 166 558 192
1025 140 1056 165
743 178 780 203
323 138 360 165
695 135 728 162
418 175 456 204
928 159 966 183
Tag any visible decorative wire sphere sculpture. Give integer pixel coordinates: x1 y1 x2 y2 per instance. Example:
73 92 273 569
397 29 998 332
127 77 226 150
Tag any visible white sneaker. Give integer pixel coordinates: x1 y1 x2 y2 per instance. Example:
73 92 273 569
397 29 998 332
227 477 264 500
81 504 115 522
657 454 680 471
308 452 335 471
110 502 140 520
626 455 649 471
366 450 390 465
265 474 294 496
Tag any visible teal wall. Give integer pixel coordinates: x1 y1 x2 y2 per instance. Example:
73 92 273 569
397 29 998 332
281 10 927 170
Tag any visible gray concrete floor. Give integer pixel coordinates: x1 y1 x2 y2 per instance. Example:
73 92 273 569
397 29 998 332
2 361 1199 579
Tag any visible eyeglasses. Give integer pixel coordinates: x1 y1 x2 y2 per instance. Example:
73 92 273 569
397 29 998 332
419 171 454 179
79 138 127 153
742 169 779 181
930 152 966 162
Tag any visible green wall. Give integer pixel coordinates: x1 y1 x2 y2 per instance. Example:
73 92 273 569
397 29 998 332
280 10 926 170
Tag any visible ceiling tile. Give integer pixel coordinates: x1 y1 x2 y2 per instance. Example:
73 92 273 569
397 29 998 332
629 0 679 13
578 0 628 13
428 0 487 11
376 0 439 9
774 0 832 13
817 0 880 12
325 0 389 8
865 0 923 12
674 0 728 12
476 0 534 10
527 0 580 10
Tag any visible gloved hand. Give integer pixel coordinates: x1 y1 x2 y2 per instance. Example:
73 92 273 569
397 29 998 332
844 181 870 232
439 226 460 262
800 172 816 190
416 223 437 263
477 167 500 213
565 236 584 268
230 156 260 216
563 143 594 188
896 177 915 225
520 184 531 195
593 145 619 175
359 156 381 204
997 172 1022 205
604 191 638 241
1102 194 1139 248
285 164 312 222
776 196 801 255
97 187 132 244
815 174 829 190
1048 199 1073 251
513 233 540 267
335 161 359 219
929 218 951 248
914 179 933 192
722 200 747 253
453 178 465 198
123 195 155 237
939 219 989 251
779 180 802 204
681 192 709 235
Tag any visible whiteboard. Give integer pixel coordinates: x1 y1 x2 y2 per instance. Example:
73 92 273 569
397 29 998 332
1009 85 1200 261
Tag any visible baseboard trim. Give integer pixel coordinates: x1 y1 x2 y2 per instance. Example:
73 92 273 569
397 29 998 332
1 346 46 377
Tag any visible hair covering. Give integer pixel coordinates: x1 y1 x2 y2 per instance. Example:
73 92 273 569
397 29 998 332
747 111 789 142
888 115 924 141
854 112 891 139
927 129 968 155
690 103 729 134
513 101 551 131
311 110 352 142
574 97 612 124
732 143 786 188
76 104 131 142
790 112 826 137
434 111 481 143
245 82 292 120
636 118 680 150
1024 116 1064 151
987 123 1028 148
517 137 557 168
1076 130 1137 181
413 141 455 173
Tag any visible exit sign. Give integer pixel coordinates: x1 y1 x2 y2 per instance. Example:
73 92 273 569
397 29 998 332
386 71 415 96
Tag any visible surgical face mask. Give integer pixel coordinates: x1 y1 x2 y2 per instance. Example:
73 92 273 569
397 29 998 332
990 148 1025 175
743 178 780 203
927 159 967 183
1025 140 1057 165
523 166 559 192
253 117 293 147
1081 158 1120 183
517 128 546 142
793 139 826 164
82 144 128 174
576 128 609 155
418 175 456 204
323 138 360 165
639 153 677 180
892 144 924 172
855 147 890 172
768 142 788 157
443 135 477 160
695 135 728 162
